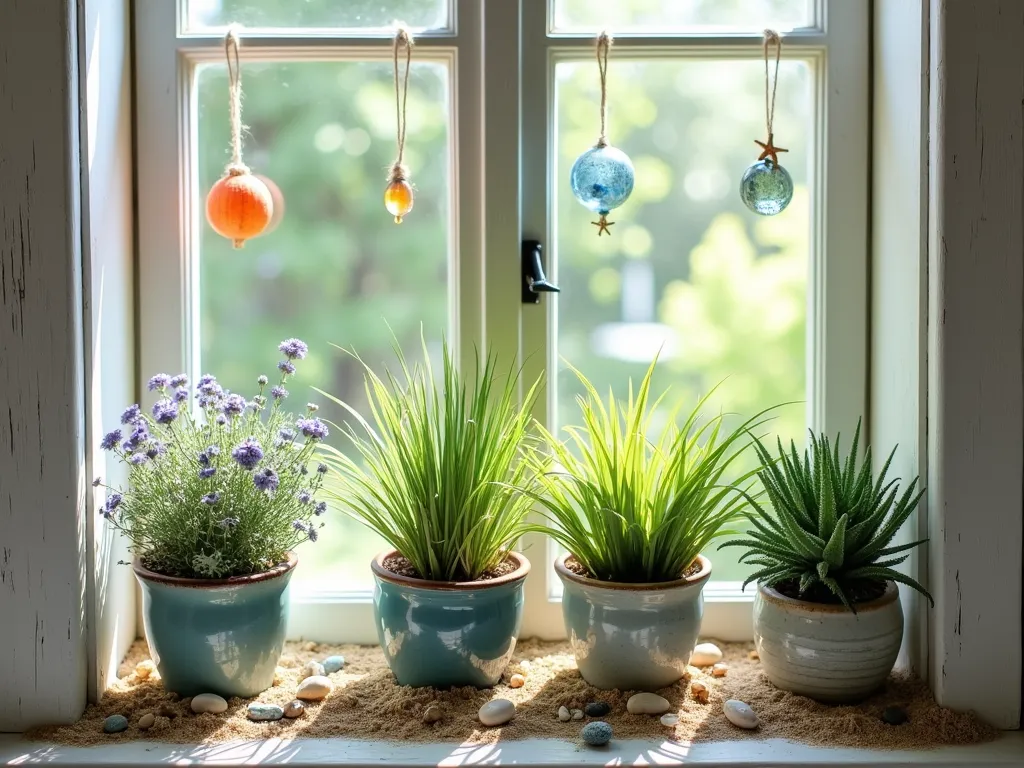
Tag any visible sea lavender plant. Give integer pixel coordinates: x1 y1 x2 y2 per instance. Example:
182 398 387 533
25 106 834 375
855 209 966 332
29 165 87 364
95 339 329 579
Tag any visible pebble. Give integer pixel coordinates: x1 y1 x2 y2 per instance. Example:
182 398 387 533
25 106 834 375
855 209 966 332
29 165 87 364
626 692 671 715
247 703 284 721
689 642 723 667
191 693 228 714
882 706 909 726
712 663 729 677
571 709 584 720
723 699 759 729
135 660 157 680
138 712 155 730
509 674 525 689
691 681 709 704
301 660 326 680
296 675 334 701
422 704 443 724
558 706 571 722
584 701 611 717
581 721 612 746
303 641 317 651
660 713 680 727
478 699 515 727
284 700 306 719
103 714 128 734
322 655 346 674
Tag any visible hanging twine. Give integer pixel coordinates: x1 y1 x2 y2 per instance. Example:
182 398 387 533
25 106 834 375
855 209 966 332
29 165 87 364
388 26 414 184
224 25 247 176
763 29 782 143
596 31 612 148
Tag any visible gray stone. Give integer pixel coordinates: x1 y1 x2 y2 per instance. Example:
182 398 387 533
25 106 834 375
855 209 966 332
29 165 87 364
284 700 306 718
103 714 128 734
247 703 284 721
422 704 443 724
581 721 612 746
191 693 228 714
626 692 670 715
584 701 611 717
882 706 909 726
322 655 346 674
723 699 759 729
301 660 326 680
478 699 515 726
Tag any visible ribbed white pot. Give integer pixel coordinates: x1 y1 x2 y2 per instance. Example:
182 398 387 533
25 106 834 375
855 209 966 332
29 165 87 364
753 581 903 703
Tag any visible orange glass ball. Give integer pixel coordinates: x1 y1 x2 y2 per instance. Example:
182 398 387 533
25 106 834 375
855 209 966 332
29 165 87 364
384 179 414 223
206 170 274 248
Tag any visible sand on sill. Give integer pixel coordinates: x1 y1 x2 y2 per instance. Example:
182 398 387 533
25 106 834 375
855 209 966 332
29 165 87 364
32 638 995 751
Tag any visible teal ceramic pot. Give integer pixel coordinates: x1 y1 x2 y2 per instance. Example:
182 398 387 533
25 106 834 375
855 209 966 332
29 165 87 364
371 549 530 688
556 552 712 691
133 553 296 698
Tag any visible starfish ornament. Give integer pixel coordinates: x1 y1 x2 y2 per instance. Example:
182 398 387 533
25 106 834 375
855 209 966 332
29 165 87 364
592 214 614 236
755 133 788 167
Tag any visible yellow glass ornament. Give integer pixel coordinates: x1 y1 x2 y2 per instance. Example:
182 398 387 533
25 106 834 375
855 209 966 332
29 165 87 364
384 179 414 223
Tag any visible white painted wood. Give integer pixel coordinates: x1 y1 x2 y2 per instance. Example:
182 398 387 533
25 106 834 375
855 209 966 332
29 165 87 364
0 0 88 731
927 0 1024 729
871 0 930 679
80 0 138 701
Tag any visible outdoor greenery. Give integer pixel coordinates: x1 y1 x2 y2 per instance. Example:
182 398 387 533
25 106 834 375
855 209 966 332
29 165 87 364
521 357 776 584
317 340 541 582
96 339 328 579
720 422 933 611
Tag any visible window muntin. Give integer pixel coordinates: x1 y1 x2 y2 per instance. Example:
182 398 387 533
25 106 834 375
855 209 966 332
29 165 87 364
551 0 813 34
185 0 451 34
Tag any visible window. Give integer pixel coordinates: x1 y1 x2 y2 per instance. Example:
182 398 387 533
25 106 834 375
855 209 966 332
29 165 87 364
134 0 866 644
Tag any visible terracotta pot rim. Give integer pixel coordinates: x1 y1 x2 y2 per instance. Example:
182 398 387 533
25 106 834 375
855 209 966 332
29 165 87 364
757 579 899 613
371 549 531 591
554 552 712 591
132 551 297 588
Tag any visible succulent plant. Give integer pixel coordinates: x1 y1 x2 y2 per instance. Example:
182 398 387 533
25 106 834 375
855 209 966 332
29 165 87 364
721 421 932 611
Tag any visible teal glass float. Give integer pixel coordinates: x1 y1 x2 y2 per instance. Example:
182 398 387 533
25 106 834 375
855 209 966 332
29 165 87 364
570 144 635 235
740 159 793 216
134 553 296 697
371 549 530 688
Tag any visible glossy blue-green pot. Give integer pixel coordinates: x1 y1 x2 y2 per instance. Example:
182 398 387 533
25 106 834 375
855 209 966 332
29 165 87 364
372 549 530 688
133 553 296 698
556 552 711 691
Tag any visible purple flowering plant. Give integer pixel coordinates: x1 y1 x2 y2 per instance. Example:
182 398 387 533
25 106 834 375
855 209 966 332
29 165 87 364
95 338 329 579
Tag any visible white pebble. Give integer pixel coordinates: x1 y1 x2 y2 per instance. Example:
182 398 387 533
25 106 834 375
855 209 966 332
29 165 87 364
135 660 156 680
558 706 571 722
723 699 759 729
627 692 670 715
191 693 228 714
690 642 723 667
301 660 326 680
660 713 680 727
520 660 532 672
571 709 584 720
712 663 729 677
478 699 515 727
296 675 334 701
509 674 525 688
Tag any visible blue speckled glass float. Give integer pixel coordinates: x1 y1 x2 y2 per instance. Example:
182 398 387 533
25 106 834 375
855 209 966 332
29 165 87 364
571 145 635 234
740 159 793 216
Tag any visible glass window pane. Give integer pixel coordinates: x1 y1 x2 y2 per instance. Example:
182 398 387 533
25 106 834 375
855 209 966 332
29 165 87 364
552 0 812 34
552 58 811 585
195 60 452 590
186 0 449 32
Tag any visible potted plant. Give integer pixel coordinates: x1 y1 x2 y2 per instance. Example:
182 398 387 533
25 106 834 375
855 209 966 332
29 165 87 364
522 359 773 691
318 340 540 688
95 338 329 698
720 422 932 703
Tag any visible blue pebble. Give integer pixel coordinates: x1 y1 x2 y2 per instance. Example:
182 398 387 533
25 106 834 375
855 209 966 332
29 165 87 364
247 703 285 721
103 714 128 734
581 720 612 746
322 655 346 674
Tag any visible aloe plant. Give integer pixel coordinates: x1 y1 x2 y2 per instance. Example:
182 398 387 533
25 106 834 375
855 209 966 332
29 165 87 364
721 421 932 611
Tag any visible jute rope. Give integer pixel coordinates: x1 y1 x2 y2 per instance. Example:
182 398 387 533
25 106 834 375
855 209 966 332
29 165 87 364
224 25 247 176
763 29 782 143
388 27 414 183
596 31 612 148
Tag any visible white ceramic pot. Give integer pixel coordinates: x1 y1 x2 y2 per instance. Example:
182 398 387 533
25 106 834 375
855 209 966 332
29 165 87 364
753 581 903 703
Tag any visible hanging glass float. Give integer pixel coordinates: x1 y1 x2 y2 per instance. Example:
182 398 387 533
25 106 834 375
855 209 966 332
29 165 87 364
384 27 415 223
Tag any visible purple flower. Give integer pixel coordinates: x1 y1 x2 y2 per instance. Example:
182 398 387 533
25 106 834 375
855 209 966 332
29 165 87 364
197 374 217 387
218 517 239 530
196 378 225 408
173 387 189 403
199 467 217 479
231 438 264 470
278 428 296 442
292 520 308 533
148 374 171 391
278 338 308 360
120 404 141 425
201 492 220 505
206 445 220 457
277 361 296 375
198 451 210 466
216 414 228 426
257 375 269 386
129 454 148 466
102 493 122 516
152 399 178 425
297 490 311 504
100 429 122 451
307 403 319 413
254 467 279 492
297 418 329 440
221 394 247 417
300 465 309 475
271 386 288 400
314 501 327 516
170 374 188 388
125 424 149 449
308 526 319 542
92 477 102 487
317 463 328 474
146 442 167 460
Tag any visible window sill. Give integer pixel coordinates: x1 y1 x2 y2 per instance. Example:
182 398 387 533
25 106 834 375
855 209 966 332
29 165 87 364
2 733 1022 767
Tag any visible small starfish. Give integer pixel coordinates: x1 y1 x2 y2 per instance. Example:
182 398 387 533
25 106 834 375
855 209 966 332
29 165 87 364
755 133 788 166
592 214 614 236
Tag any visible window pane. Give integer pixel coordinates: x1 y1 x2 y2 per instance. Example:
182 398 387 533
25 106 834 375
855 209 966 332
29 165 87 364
195 60 452 590
553 58 811 585
186 0 449 32
552 0 812 34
